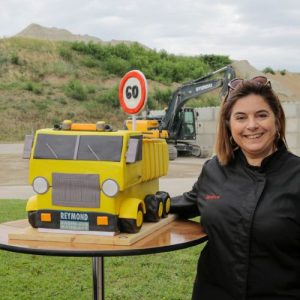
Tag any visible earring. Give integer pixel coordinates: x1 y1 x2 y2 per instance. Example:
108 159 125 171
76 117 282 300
276 131 280 140
275 131 281 143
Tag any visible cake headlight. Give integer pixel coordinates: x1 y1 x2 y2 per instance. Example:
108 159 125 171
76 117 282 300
102 179 119 197
32 176 49 194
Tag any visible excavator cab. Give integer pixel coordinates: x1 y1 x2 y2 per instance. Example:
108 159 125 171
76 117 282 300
175 108 196 141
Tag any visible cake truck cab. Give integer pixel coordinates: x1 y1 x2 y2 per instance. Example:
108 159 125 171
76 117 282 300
25 120 170 233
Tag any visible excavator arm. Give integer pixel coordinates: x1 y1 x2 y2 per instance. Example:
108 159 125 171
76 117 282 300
160 65 236 138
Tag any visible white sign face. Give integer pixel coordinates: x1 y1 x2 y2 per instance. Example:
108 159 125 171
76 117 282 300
123 77 142 109
119 70 147 115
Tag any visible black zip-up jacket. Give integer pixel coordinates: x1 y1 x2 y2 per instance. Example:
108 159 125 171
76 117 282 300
171 142 300 299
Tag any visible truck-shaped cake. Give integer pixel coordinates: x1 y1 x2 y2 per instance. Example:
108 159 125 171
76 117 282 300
25 120 170 233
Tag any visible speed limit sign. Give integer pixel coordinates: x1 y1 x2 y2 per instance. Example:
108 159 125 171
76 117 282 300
119 70 148 115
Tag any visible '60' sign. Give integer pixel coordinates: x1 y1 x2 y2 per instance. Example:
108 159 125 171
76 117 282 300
119 70 148 115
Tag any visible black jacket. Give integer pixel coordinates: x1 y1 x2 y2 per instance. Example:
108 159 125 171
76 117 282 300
171 143 300 300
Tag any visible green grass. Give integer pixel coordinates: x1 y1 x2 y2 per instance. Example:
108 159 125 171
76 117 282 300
0 200 205 299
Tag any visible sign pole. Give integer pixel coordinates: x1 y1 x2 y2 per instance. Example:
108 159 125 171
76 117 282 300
132 115 136 131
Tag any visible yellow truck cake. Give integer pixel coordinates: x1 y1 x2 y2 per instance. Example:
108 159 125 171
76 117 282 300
25 121 170 234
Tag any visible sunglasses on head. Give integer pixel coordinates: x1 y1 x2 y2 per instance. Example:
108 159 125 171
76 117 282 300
225 76 271 101
229 76 270 90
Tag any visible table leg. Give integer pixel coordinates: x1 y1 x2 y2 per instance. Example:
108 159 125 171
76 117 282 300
92 256 104 300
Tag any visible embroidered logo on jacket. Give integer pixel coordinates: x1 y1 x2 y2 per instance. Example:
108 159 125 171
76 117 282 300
205 194 220 200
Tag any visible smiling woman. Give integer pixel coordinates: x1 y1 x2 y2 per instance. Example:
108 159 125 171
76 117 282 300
216 76 286 166
229 94 278 166
170 77 300 300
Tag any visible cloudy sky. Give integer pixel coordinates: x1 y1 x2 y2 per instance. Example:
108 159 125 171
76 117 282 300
1 0 300 72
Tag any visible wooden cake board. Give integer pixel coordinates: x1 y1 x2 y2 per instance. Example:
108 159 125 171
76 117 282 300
8 214 176 246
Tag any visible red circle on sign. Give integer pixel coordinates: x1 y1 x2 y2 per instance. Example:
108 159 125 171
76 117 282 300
119 70 147 114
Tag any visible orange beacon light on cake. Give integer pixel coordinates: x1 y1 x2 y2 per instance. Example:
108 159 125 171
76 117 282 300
24 120 170 234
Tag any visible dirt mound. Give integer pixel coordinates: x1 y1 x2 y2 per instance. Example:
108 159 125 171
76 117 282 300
232 60 300 101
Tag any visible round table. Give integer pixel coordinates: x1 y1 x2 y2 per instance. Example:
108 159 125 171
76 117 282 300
0 218 207 300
